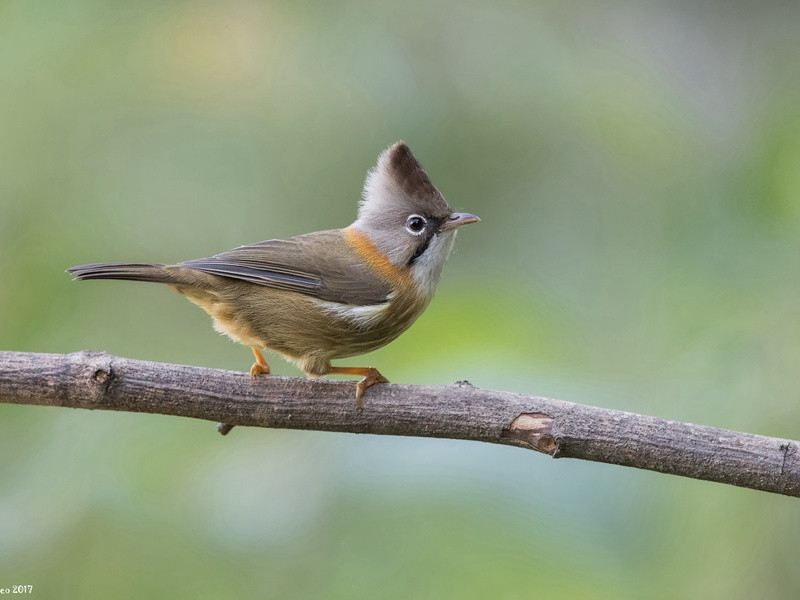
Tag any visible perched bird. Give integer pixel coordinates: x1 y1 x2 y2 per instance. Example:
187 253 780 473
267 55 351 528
68 142 479 433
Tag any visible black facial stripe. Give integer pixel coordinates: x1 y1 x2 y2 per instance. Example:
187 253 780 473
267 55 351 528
407 217 444 266
408 234 433 266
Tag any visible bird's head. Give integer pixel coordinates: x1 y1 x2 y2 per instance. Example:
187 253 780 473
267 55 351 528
351 142 479 295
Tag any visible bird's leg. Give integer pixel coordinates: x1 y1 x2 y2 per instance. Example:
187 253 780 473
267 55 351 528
250 346 271 378
327 366 390 409
218 347 271 436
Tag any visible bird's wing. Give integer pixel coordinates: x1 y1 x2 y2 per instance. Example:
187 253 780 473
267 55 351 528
182 229 394 306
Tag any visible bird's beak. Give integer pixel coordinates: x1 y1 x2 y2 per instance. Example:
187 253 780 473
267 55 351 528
441 212 480 231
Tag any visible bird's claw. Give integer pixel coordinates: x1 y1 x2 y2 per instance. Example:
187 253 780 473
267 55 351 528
355 367 389 409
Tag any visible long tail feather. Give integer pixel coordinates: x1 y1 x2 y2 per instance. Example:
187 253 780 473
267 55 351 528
66 262 179 285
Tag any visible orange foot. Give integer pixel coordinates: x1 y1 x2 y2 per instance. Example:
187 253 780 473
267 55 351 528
249 346 271 379
219 347 271 436
327 366 390 409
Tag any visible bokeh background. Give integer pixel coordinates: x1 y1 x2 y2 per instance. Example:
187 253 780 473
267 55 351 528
2 1 799 597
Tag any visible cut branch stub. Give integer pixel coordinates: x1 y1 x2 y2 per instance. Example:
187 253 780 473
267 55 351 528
501 412 558 454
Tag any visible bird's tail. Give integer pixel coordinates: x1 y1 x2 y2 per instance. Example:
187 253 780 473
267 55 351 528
67 262 184 285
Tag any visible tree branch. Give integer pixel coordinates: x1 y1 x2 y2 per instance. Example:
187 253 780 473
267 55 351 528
1 350 798 497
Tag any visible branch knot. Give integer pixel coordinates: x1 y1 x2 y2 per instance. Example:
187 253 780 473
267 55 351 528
68 351 116 405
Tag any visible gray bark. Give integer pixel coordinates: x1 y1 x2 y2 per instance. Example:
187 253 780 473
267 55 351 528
1 350 798 497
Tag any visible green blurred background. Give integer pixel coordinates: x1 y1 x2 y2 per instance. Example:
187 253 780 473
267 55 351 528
1 0 799 597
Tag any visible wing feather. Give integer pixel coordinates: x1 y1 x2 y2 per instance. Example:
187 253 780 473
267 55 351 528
182 229 393 306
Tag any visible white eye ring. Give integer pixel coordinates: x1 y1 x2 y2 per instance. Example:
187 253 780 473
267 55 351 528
405 214 427 236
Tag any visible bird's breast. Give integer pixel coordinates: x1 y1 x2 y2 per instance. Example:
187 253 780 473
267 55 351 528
313 283 431 358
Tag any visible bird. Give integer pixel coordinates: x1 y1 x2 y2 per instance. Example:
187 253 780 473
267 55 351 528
68 142 479 434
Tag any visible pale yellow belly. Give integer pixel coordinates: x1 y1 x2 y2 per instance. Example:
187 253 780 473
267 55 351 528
174 281 430 375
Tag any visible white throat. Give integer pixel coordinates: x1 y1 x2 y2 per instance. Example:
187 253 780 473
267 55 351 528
410 229 457 298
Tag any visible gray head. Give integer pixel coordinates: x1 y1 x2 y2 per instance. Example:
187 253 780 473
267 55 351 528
352 142 479 294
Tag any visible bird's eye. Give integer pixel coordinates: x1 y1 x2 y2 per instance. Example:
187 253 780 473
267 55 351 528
405 215 426 235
